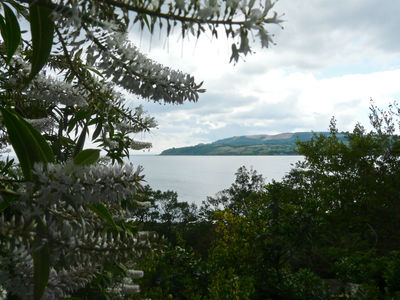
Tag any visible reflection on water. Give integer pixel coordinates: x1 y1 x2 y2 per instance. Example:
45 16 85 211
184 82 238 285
129 155 303 205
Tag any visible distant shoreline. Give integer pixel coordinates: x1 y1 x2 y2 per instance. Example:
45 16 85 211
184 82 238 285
160 132 346 156
159 153 300 156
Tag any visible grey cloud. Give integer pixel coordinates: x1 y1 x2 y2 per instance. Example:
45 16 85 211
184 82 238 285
334 98 364 111
152 95 312 144
234 97 300 120
133 91 258 116
235 0 400 75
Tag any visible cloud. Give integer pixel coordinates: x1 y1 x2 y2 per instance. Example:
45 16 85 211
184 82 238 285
127 1 400 154
236 0 400 74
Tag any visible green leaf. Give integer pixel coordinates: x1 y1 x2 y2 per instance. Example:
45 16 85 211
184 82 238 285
74 48 83 60
73 122 88 157
32 219 50 300
86 65 104 78
142 14 150 30
73 149 100 166
0 157 14 175
2 3 21 63
88 203 121 231
92 122 102 140
0 188 19 197
29 0 54 80
0 108 54 180
0 197 9 212
4 1 25 13
0 14 6 40
118 262 128 272
0 189 19 212
67 116 78 133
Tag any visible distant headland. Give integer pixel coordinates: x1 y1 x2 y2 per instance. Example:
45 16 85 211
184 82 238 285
160 132 346 155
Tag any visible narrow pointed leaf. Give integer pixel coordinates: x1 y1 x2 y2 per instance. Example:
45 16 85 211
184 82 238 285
32 219 50 300
86 66 104 78
0 15 6 41
92 122 102 140
0 197 9 212
0 158 14 175
3 3 21 63
73 122 88 157
1 108 54 180
88 203 121 231
29 1 54 80
0 190 19 212
73 149 100 166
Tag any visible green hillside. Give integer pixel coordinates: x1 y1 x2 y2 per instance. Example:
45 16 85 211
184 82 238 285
160 132 347 155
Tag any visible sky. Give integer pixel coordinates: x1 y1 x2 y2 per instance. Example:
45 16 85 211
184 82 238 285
127 0 400 154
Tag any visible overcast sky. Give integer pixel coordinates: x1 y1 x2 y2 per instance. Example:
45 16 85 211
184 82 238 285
128 0 400 154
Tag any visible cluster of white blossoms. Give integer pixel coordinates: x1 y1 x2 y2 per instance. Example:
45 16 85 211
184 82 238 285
130 140 153 151
86 26 204 104
30 162 143 209
107 269 144 297
0 161 150 298
25 117 56 133
5 50 31 86
115 105 157 134
26 74 88 107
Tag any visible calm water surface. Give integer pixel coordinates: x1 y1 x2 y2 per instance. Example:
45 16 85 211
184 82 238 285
129 155 303 205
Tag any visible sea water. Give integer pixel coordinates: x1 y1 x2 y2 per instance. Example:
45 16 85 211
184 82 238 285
129 155 303 205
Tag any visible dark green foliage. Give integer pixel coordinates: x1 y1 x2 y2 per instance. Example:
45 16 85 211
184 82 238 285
32 220 51 300
293 119 400 256
132 185 215 256
135 105 400 299
200 165 265 219
0 157 19 212
333 251 400 299
133 241 209 300
73 149 100 165
1 108 54 180
28 0 55 80
0 3 21 63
